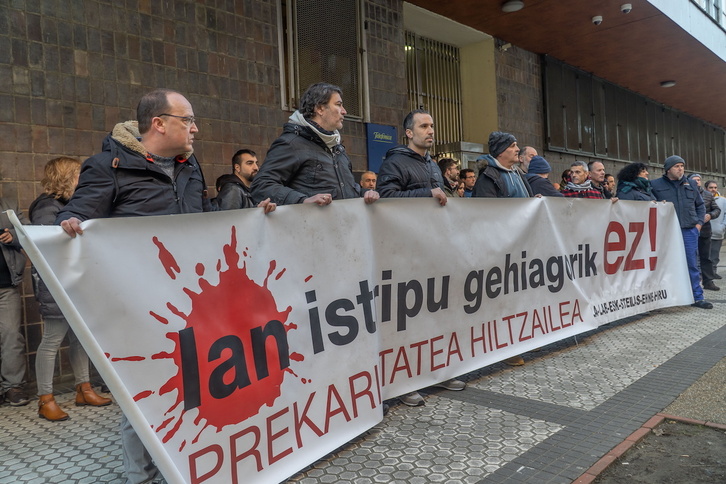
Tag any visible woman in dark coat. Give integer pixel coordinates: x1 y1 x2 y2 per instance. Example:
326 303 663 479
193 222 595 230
616 162 657 201
31 157 111 421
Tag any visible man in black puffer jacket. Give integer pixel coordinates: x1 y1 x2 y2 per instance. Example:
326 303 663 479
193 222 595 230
214 149 262 210
56 89 273 484
376 109 463 408
251 82 378 207
376 109 447 205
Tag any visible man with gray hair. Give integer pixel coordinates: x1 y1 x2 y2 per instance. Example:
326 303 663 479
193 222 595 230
360 171 377 190
518 146 538 173
560 161 605 199
472 131 533 367
472 131 533 198
252 82 378 206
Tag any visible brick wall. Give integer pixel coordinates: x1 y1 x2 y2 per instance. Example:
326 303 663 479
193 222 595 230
0 0 408 387
494 45 543 152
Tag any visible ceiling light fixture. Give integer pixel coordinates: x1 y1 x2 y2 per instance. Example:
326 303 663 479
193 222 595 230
660 80 676 88
502 1 524 13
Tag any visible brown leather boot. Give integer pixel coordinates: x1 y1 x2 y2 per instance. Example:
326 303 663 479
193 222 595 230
38 394 69 421
75 382 112 407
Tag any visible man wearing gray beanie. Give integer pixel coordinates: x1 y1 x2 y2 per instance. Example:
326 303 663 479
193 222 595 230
651 155 712 309
472 132 533 198
472 132 533 366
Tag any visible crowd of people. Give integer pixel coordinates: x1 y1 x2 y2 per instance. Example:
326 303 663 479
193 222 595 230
0 81 721 483
428 130 723 312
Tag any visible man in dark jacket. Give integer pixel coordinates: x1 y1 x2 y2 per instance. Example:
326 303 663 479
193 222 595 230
0 200 29 406
376 109 447 205
525 156 563 197
472 132 532 367
689 174 721 291
472 132 534 198
251 82 378 206
57 89 272 484
215 148 268 210
650 156 711 309
376 109 463 406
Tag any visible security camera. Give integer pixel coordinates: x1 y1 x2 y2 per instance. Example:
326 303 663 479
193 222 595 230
621 4 632 14
592 15 603 25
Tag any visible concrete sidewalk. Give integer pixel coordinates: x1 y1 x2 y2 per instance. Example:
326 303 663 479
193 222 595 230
1 298 725 483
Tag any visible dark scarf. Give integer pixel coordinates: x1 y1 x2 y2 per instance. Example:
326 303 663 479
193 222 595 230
618 177 652 195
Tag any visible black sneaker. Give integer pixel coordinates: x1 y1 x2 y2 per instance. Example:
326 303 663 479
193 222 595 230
714 274 722 280
5 388 30 406
692 300 714 309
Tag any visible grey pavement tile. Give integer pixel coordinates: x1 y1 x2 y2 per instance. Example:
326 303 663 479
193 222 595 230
1 304 725 483
288 396 561 483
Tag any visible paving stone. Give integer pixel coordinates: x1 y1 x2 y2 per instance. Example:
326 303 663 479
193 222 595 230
2 304 725 483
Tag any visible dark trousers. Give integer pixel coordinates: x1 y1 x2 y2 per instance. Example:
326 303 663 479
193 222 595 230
698 235 717 283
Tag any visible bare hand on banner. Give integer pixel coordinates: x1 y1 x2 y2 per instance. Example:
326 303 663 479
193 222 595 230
60 217 84 237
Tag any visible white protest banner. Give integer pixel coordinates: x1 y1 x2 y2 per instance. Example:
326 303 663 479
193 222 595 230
12 197 692 483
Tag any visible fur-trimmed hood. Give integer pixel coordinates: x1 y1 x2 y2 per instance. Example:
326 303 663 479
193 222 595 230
105 120 194 160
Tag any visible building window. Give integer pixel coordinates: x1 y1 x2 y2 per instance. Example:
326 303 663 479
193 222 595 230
543 57 726 174
278 0 364 118
405 31 463 149
693 0 725 25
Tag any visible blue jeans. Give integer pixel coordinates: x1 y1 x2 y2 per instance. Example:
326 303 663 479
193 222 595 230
682 227 704 301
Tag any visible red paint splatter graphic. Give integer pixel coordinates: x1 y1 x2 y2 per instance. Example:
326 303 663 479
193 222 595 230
117 227 302 450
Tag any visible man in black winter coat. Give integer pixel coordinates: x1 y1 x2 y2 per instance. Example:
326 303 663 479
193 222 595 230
376 109 465 407
472 132 534 199
215 149 271 210
251 82 378 206
57 89 273 484
377 109 447 205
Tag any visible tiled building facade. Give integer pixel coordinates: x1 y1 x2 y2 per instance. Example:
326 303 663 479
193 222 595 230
0 0 408 384
3 0 721 387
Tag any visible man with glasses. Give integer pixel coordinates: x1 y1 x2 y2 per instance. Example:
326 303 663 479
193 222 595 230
58 89 210 221
57 89 273 484
459 169 477 197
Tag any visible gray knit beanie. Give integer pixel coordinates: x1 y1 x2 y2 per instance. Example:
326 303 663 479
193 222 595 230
663 155 685 172
488 132 517 159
